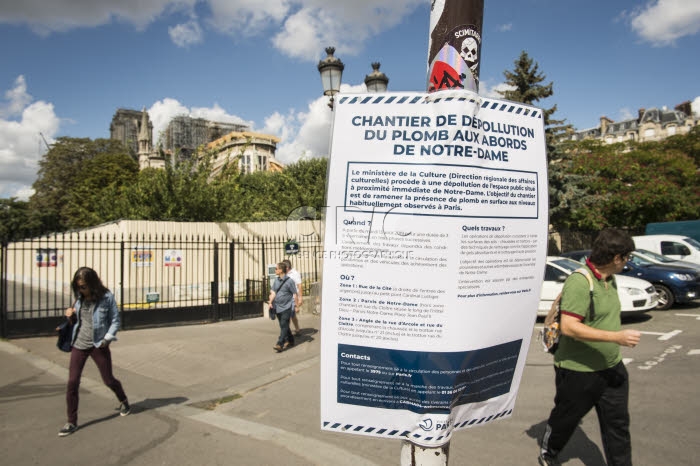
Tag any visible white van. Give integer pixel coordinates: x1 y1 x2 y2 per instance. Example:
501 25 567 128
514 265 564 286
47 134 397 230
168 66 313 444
632 234 700 265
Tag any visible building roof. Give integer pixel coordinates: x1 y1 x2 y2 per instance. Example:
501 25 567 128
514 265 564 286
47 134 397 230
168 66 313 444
206 131 281 150
570 103 696 140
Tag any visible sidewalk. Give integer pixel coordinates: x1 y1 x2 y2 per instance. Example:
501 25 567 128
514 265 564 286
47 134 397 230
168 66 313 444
1 311 592 465
1 312 406 465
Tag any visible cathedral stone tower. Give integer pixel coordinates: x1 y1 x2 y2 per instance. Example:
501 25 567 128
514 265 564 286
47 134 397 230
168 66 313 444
137 108 164 169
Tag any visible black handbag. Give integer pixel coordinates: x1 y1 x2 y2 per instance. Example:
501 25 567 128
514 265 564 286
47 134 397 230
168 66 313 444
56 320 73 352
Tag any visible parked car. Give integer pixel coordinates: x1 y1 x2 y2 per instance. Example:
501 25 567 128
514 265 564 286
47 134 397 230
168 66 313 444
631 249 700 273
632 234 700 265
539 256 657 317
562 250 700 310
646 220 700 243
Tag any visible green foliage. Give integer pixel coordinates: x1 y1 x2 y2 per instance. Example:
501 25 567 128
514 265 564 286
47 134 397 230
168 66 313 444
110 152 328 224
64 152 139 228
218 157 328 222
549 137 700 230
0 198 42 242
661 125 700 167
28 137 136 233
497 51 699 231
20 133 329 235
16 122 697 237
111 152 225 222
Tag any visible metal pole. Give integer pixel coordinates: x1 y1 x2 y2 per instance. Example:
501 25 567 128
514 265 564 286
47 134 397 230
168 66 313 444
404 2 484 465
1 242 7 338
427 0 484 93
120 240 125 328
401 441 450 466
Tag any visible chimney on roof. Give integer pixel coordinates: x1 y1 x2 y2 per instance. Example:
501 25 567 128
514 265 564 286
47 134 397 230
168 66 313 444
600 116 613 134
675 101 692 116
638 108 645 122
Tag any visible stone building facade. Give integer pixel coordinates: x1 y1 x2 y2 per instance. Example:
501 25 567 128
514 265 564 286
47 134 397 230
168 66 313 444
567 101 699 144
206 131 283 176
110 107 280 172
110 108 151 155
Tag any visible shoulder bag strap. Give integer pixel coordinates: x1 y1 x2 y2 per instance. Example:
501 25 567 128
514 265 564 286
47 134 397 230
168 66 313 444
574 268 595 320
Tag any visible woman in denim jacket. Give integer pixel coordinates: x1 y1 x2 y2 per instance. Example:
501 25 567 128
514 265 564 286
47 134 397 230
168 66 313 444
58 267 130 437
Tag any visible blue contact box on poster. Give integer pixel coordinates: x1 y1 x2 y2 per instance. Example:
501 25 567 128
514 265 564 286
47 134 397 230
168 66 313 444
337 340 521 414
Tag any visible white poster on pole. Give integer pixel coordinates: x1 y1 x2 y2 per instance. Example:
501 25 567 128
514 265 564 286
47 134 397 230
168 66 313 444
320 91 548 447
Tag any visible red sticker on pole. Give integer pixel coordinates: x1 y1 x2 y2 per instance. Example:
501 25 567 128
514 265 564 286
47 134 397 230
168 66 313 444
427 0 483 93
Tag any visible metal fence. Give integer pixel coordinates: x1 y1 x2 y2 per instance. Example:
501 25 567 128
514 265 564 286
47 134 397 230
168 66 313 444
547 228 644 256
0 232 322 338
1 226 639 338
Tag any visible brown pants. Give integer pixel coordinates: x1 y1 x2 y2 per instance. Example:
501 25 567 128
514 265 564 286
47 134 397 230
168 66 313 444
66 346 127 425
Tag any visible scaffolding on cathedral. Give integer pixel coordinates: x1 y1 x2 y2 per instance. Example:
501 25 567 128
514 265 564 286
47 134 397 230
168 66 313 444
162 116 249 159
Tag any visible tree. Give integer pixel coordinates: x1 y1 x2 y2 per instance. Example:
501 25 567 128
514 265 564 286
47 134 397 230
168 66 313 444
216 157 328 223
0 198 41 242
549 137 700 230
547 140 602 229
272 158 328 220
29 138 136 233
661 125 700 166
112 154 225 222
26 135 330 229
64 152 139 228
498 51 569 153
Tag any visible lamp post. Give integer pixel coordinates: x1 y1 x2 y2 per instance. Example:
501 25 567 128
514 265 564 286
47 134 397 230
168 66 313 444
364 62 389 93
317 47 345 109
318 48 390 108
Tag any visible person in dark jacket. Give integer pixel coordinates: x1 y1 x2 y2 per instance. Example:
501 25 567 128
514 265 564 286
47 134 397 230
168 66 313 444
58 267 130 437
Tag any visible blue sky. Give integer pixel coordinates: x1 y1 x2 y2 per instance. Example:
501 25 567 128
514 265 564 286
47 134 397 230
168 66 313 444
1 0 699 199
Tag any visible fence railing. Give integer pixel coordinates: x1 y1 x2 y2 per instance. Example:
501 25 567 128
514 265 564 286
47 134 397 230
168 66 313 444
1 227 631 338
1 232 322 337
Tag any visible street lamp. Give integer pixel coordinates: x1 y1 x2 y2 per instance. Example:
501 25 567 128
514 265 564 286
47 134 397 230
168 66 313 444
318 46 345 109
364 62 389 93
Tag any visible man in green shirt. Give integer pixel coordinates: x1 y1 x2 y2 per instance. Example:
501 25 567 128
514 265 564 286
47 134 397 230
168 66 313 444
539 229 641 466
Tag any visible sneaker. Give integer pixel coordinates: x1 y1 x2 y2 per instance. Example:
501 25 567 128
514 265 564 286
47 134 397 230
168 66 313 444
538 451 560 466
273 344 283 352
58 423 77 437
119 400 131 416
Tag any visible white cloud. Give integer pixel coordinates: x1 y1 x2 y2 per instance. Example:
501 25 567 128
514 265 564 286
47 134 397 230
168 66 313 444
269 100 331 164
168 19 203 47
0 75 33 118
0 0 193 34
629 0 700 46
497 23 513 32
271 2 423 61
0 1 423 61
617 108 635 122
206 0 291 36
271 8 335 61
148 98 252 146
480 81 514 99
0 77 60 199
267 83 366 164
0 85 260 199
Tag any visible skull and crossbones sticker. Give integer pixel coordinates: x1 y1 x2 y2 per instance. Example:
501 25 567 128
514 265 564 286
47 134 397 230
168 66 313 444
450 25 481 72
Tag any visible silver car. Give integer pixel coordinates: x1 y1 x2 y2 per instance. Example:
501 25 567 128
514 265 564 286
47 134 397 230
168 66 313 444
538 256 658 317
